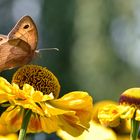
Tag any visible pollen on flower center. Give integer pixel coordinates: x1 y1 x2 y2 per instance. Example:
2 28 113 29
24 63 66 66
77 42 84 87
119 88 140 108
12 65 60 98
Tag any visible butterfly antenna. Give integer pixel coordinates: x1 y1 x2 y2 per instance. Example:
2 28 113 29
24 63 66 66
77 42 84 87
36 48 59 53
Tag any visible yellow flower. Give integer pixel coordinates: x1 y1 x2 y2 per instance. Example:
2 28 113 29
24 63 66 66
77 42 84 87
98 88 140 128
93 100 131 134
0 65 93 136
92 100 117 123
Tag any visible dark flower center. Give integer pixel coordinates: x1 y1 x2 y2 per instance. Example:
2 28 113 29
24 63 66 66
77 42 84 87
12 65 60 98
119 95 140 108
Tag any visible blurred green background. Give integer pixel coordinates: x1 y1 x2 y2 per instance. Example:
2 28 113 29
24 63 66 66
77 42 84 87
1 0 140 139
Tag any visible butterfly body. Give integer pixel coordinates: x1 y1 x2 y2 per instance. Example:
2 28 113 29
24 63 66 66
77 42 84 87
0 16 38 72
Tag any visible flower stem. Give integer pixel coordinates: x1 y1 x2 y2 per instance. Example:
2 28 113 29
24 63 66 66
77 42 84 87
130 116 139 140
18 109 32 140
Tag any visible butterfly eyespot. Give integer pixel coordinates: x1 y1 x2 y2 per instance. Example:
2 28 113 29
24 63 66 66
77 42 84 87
23 24 30 29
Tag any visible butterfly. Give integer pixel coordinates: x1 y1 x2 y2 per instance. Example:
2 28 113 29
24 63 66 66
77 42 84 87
0 15 38 72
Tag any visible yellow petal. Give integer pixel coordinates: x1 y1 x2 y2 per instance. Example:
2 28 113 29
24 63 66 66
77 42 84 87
0 77 12 103
0 94 9 103
32 91 54 102
48 91 93 136
135 109 140 121
120 105 135 119
0 77 12 93
40 116 59 133
50 91 93 109
31 91 44 102
57 115 87 137
22 84 35 96
0 119 14 135
0 106 23 132
12 99 44 116
50 92 93 120
40 102 75 117
27 114 42 132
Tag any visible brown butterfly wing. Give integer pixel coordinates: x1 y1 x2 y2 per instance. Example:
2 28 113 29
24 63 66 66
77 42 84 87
0 39 32 71
0 16 38 71
8 15 38 52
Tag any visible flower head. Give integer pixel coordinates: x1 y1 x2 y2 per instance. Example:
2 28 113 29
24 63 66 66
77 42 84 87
98 88 140 127
92 100 117 123
0 65 93 136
